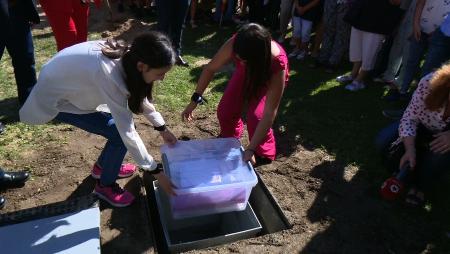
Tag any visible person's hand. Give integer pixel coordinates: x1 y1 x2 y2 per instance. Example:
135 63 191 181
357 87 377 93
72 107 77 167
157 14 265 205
160 129 177 146
243 149 256 165
154 172 177 196
400 148 416 169
413 21 421 41
430 130 450 154
181 102 197 122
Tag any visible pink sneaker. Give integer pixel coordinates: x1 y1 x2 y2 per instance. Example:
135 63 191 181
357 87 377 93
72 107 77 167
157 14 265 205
94 183 135 207
91 163 137 180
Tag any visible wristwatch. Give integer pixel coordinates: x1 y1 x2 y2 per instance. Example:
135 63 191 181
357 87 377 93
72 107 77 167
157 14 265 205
191 92 208 105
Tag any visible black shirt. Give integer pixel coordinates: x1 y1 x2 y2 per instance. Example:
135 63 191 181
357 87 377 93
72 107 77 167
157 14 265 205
293 0 322 22
349 0 404 35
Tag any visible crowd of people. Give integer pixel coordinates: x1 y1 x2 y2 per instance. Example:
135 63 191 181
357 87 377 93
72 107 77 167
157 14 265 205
1 0 450 210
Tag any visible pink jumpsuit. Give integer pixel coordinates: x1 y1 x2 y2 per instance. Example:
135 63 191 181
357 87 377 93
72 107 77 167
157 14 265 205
217 41 289 160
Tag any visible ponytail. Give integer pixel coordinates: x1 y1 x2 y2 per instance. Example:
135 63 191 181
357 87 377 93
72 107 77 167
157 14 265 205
101 33 176 114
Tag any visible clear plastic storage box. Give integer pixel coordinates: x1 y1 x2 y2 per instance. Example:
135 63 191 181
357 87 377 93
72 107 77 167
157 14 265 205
161 138 258 219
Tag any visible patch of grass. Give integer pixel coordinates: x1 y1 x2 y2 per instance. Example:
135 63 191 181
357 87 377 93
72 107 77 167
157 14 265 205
0 123 61 160
154 26 235 111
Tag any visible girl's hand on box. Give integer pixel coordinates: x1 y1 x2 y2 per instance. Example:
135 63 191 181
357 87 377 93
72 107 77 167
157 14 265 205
243 149 256 165
154 172 177 196
161 129 177 146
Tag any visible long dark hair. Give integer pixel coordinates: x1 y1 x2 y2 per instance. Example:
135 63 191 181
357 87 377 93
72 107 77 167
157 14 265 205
102 32 176 113
233 23 272 100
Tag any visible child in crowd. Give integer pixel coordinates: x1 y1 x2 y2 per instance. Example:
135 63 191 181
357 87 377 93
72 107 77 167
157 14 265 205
19 32 178 207
288 0 321 60
182 23 289 165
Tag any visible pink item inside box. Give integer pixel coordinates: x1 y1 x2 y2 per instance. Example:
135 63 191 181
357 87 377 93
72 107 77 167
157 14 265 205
161 138 258 219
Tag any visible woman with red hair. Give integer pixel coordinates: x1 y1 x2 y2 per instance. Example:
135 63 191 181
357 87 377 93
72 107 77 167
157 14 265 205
378 63 450 206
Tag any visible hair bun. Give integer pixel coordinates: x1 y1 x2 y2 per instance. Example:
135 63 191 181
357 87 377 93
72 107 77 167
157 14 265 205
101 38 130 59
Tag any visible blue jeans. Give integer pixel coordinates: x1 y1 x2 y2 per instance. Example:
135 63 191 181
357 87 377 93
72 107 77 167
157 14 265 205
400 32 430 94
214 0 235 22
155 0 191 56
376 121 450 191
375 121 400 154
422 28 450 76
54 112 127 186
0 5 37 105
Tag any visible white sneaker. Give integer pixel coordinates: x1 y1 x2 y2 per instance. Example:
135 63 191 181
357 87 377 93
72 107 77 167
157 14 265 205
345 81 366 91
336 75 353 84
296 51 306 60
288 49 301 58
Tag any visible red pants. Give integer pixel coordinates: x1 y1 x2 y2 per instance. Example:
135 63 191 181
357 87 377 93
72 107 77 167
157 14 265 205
217 65 277 160
40 0 89 51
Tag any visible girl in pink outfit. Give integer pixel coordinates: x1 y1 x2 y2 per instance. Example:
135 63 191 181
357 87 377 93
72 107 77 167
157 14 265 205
182 23 289 165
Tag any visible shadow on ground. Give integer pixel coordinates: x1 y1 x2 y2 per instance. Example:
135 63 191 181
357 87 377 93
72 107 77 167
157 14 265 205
65 175 155 254
277 58 450 253
0 98 21 124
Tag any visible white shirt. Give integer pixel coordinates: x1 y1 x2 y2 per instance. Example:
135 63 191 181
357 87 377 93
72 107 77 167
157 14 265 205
399 73 450 138
420 0 450 34
19 41 166 171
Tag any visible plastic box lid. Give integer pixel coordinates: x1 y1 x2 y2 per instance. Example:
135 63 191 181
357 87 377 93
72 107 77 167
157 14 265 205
161 138 258 195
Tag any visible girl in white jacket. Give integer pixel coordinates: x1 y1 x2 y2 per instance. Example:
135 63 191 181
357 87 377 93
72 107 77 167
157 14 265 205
20 32 178 207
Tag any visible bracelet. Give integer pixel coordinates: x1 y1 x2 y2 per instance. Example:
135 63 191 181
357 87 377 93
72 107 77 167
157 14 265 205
154 124 167 132
191 92 208 105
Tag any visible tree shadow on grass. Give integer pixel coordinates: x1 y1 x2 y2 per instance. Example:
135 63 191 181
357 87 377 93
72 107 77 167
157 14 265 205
276 59 450 253
188 65 231 94
301 157 450 253
65 174 155 253
65 176 96 200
